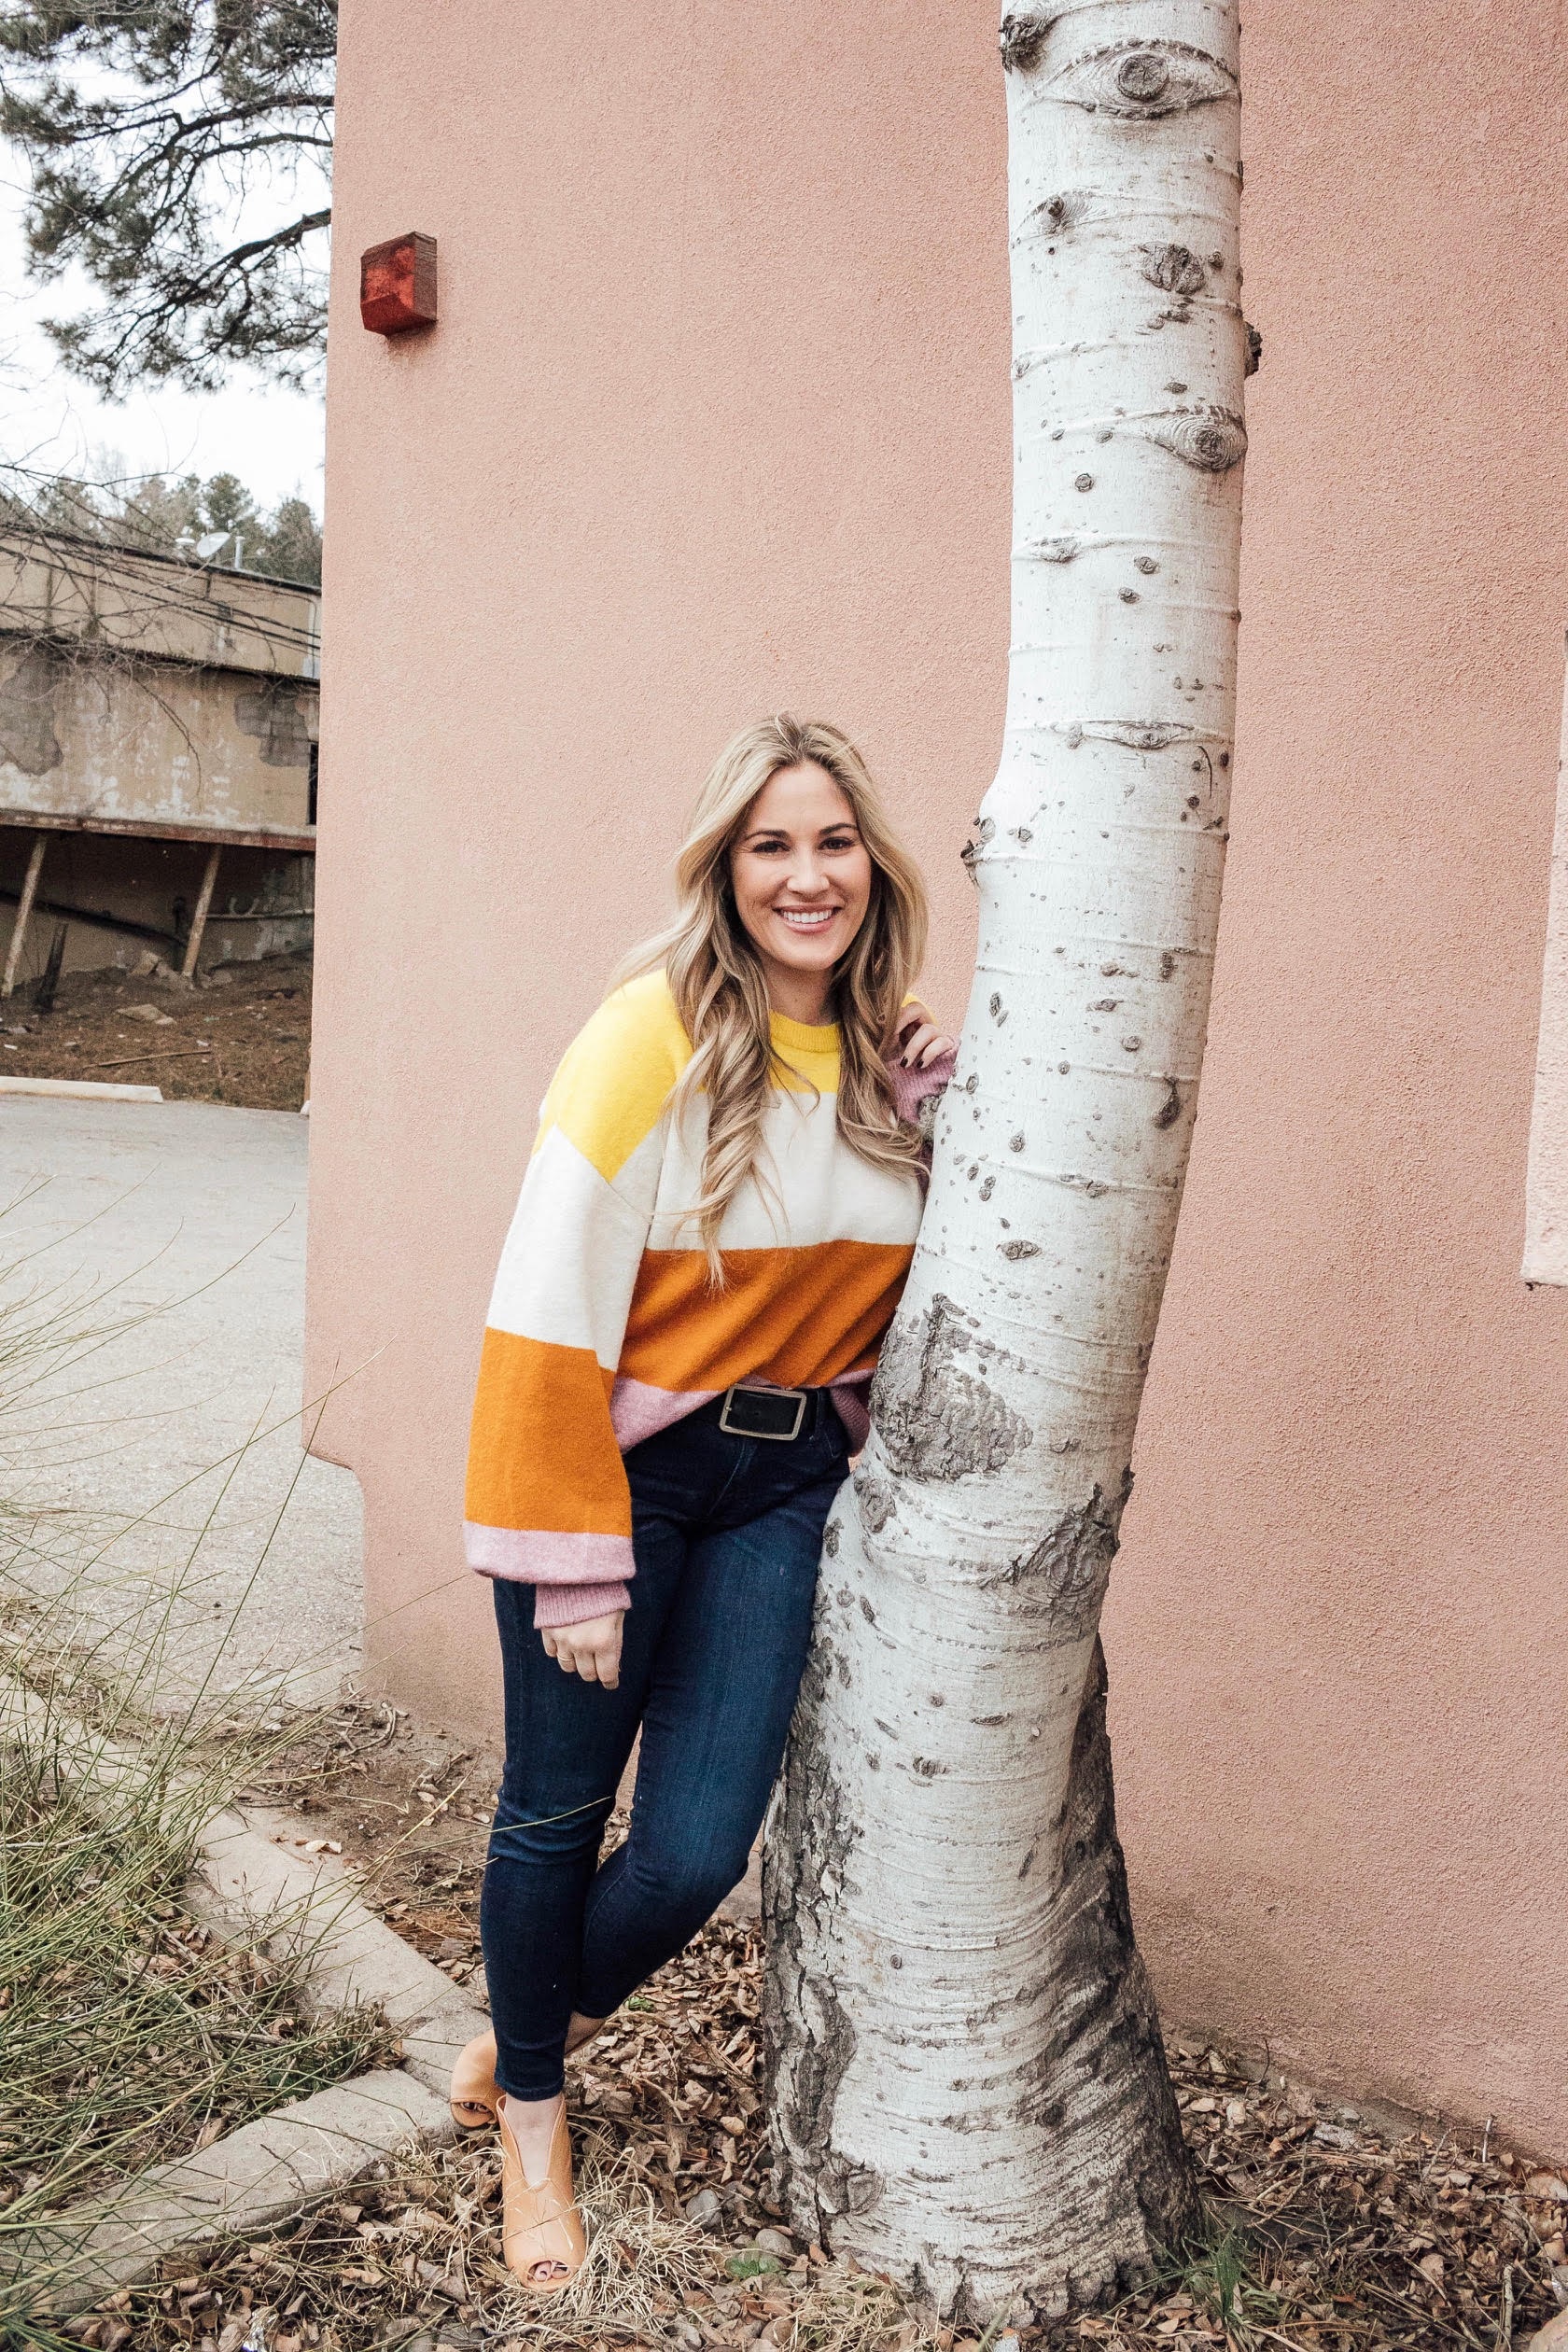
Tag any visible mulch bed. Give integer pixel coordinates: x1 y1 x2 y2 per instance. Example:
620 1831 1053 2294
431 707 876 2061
45 1702 1566 2352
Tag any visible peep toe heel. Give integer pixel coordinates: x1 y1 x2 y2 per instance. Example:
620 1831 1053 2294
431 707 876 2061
498 2095 587 2292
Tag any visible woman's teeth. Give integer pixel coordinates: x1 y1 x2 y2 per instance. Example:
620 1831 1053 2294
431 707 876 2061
778 908 836 930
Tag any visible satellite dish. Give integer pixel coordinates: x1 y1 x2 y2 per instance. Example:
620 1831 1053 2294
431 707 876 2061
194 530 230 559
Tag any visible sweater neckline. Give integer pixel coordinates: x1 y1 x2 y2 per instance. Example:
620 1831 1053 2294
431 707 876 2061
768 1008 840 1052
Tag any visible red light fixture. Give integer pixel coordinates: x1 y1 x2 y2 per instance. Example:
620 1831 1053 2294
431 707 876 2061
360 232 438 334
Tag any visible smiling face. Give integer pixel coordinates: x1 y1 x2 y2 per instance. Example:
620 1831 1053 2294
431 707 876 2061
728 760 875 1021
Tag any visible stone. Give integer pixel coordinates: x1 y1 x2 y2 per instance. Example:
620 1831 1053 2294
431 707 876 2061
123 1002 175 1026
683 2188 724 2232
753 2228 793 2258
1522 2312 1568 2352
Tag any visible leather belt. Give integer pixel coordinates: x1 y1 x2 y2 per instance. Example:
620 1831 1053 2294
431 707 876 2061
716 1383 811 1442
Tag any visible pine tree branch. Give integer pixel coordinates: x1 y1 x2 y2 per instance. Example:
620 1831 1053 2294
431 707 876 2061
0 0 336 393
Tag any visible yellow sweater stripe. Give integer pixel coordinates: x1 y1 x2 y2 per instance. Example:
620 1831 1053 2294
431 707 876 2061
536 973 691 1186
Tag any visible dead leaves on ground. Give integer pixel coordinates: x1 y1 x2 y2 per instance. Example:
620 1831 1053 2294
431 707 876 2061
66 1947 1565 2352
55 1702 1564 2352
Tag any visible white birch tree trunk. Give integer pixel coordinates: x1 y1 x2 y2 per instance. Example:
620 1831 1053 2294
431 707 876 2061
764 0 1246 2322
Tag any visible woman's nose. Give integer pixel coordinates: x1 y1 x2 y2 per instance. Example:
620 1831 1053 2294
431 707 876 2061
786 856 830 895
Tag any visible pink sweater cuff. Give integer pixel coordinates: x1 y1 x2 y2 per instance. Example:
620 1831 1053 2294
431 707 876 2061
888 1044 957 1125
533 1578 633 1631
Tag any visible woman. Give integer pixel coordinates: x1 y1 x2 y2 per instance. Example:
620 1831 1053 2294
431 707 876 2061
453 715 955 2289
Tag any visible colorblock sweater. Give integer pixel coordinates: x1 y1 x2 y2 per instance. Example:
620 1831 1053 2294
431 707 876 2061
463 971 951 1630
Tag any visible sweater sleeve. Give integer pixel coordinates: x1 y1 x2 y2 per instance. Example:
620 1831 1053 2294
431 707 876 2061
888 1043 958 1135
463 980 684 1627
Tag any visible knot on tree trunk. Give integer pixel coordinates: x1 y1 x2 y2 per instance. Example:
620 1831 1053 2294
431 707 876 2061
1143 407 1248 473
1140 243 1209 295
1000 11 1055 72
871 1292 1032 1482
984 1474 1132 1645
1053 40 1238 119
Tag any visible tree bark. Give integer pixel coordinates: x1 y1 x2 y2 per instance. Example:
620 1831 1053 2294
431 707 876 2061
764 0 1245 2323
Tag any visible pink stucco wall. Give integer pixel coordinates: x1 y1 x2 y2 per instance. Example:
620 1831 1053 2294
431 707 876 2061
310 2 1567 2155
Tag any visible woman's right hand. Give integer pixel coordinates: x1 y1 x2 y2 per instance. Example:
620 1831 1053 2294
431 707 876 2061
541 1611 624 1688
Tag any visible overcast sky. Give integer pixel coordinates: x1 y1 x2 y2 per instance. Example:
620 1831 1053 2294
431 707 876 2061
0 143 326 513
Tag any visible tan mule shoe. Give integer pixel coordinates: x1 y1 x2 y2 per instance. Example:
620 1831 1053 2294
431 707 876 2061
449 2019 608 2131
497 2094 587 2292
449 2029 499 2131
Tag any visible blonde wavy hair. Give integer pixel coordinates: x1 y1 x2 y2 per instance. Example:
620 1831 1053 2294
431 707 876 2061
620 715 931 1275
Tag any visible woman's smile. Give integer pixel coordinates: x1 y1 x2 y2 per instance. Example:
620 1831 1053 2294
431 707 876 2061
775 903 840 931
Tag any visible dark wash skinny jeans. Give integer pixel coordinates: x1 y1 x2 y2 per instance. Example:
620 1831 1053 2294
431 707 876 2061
481 1395 849 2101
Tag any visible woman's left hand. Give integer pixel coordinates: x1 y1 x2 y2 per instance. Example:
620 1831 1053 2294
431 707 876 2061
541 1610 624 1687
897 1001 958 1069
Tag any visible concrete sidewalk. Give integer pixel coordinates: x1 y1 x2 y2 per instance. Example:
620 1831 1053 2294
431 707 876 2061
0 1096 361 1707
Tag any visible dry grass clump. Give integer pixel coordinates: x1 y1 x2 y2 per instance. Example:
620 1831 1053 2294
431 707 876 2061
0 1225 390 2345
42 2121 926 2352
0 1763 386 2227
0 1640 391 2345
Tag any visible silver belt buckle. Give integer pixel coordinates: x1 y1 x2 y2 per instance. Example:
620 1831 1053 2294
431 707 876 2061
719 1383 808 1441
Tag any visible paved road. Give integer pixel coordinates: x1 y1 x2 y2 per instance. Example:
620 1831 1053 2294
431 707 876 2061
0 1097 361 1711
